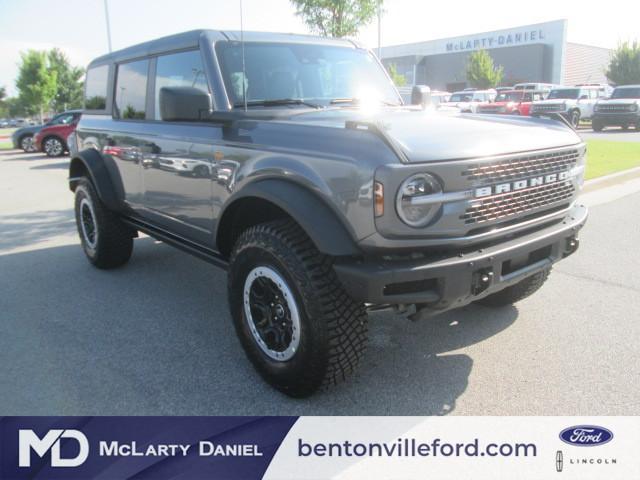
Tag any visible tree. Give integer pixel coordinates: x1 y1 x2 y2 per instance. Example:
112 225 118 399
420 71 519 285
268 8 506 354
0 86 6 103
606 41 640 86
386 64 406 86
291 0 382 38
16 50 57 121
48 48 85 111
466 49 504 89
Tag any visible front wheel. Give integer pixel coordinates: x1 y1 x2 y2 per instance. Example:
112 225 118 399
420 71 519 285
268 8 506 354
74 178 134 269
20 135 37 152
569 110 580 129
476 269 551 307
43 136 65 157
592 120 604 132
228 219 368 397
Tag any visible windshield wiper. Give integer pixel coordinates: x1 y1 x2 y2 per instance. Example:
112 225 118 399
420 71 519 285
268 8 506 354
233 98 321 109
330 97 400 107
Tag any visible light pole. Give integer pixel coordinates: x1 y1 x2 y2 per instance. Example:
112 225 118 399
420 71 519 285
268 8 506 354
377 1 381 59
103 0 113 53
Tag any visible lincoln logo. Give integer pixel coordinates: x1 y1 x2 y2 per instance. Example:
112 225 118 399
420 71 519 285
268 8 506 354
475 171 571 198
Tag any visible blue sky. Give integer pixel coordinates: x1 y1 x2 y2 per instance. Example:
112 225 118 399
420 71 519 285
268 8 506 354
1 0 638 95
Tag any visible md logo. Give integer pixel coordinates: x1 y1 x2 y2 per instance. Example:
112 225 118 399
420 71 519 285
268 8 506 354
18 429 89 467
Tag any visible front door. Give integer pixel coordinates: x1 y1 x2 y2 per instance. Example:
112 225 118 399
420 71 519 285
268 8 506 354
140 49 217 245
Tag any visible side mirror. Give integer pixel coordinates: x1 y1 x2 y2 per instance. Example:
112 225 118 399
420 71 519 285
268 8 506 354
160 86 212 121
411 85 431 108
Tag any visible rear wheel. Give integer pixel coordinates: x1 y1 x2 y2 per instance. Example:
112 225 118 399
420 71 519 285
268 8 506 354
43 136 65 157
621 124 629 131
476 269 551 307
74 178 134 269
592 120 604 132
228 219 368 397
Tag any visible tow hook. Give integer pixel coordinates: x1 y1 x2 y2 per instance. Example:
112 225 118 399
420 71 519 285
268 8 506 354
472 268 494 295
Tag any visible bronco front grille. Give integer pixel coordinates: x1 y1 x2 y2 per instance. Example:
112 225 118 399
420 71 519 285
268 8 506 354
461 181 575 225
462 148 581 185
597 104 634 112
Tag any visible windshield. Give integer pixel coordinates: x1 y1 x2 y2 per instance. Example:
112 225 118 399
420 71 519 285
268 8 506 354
547 89 580 100
449 93 473 102
215 41 400 107
611 87 640 99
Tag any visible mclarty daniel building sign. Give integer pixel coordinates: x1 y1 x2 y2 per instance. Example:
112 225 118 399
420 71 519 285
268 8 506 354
380 20 569 88
445 27 547 52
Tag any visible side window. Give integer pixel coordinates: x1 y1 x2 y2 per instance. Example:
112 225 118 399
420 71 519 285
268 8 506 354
51 113 75 125
84 65 109 110
590 89 599 99
114 59 149 119
154 50 209 120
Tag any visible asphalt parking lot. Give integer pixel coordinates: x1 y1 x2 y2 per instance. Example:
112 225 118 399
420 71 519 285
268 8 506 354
1 148 639 416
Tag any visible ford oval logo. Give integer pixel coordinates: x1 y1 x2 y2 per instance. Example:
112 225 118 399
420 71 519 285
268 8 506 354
559 425 613 447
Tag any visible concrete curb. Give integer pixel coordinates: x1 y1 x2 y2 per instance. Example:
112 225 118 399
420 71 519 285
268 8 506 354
583 166 640 193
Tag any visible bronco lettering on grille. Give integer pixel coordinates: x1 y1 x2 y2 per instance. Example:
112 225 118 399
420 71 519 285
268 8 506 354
474 170 571 198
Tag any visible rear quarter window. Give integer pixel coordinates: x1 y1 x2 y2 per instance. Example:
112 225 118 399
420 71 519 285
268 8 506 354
114 59 149 119
84 65 109 110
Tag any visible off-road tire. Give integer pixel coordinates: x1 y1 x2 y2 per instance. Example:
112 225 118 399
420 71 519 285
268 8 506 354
74 178 134 269
477 269 551 307
227 219 367 397
592 120 604 132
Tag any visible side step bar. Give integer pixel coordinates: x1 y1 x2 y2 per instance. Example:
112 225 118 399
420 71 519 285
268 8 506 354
121 217 229 270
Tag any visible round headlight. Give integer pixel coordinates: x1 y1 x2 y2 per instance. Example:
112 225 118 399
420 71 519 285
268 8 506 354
396 173 443 227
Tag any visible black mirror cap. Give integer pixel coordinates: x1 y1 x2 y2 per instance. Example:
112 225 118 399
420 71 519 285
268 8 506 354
411 85 431 106
160 86 212 121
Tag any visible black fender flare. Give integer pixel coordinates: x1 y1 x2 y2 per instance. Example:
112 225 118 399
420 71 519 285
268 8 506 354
217 179 361 257
68 148 123 211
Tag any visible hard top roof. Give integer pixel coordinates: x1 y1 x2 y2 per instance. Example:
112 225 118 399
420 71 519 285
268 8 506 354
88 29 358 67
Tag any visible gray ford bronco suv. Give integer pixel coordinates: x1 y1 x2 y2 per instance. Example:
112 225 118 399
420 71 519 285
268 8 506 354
70 30 587 397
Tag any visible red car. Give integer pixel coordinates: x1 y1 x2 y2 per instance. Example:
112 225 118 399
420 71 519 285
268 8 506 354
476 90 545 116
33 110 82 157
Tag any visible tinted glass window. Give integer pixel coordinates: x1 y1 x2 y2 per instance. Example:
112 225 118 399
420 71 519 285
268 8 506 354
85 65 109 110
50 113 76 125
115 60 149 119
154 50 209 120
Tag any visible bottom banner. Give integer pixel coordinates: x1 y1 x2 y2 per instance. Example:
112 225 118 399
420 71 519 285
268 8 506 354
1 416 637 479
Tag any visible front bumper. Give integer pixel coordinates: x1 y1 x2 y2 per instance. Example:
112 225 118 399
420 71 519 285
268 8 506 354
334 204 587 312
592 112 640 126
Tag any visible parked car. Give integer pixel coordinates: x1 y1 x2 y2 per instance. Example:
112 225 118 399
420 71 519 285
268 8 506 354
33 110 82 156
592 84 640 131
575 83 614 99
530 86 606 128
11 111 79 152
70 29 587 397
476 89 545 116
0 119 9 128
514 82 559 91
440 89 496 113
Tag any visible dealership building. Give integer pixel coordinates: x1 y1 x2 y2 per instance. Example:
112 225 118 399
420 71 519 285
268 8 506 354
380 20 612 91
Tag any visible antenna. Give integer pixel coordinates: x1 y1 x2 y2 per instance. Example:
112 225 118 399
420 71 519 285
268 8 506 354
240 0 247 112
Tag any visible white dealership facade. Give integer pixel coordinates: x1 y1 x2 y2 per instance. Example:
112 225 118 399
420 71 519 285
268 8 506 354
380 20 612 91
